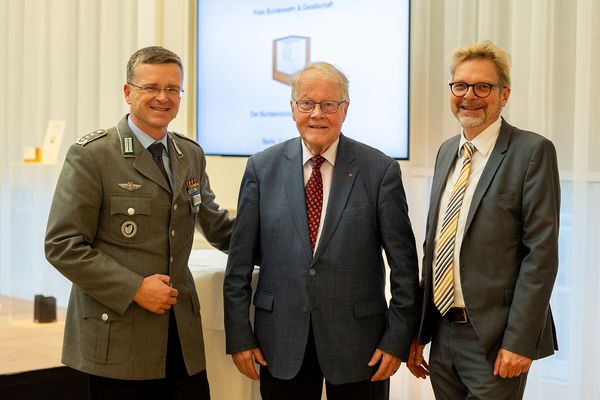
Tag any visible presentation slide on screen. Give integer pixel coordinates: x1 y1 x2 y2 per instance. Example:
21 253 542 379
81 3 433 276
196 0 410 158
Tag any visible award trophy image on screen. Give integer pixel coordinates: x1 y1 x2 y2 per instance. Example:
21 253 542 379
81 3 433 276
272 35 311 85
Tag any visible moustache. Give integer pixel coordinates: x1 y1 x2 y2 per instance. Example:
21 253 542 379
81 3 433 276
459 100 485 108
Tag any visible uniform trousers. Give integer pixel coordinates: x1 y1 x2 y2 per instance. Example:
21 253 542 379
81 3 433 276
259 323 389 400
429 315 528 400
87 311 210 400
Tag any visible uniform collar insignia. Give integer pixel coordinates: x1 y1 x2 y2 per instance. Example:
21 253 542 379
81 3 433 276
169 135 184 158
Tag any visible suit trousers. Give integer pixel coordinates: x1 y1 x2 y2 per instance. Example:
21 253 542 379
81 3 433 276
88 312 210 400
259 323 389 400
429 316 527 400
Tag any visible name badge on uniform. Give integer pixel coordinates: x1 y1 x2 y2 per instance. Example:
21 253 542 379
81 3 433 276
185 178 201 211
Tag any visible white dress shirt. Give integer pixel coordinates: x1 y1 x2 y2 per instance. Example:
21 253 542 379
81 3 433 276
301 137 339 253
433 117 502 307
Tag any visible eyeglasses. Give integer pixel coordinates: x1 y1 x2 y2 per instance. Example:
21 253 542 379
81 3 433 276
294 99 347 114
449 82 499 98
128 82 184 98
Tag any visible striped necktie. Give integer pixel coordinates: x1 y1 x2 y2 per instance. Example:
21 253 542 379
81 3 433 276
433 141 475 316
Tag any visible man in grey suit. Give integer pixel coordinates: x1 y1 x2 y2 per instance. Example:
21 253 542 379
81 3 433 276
45 46 233 399
406 41 560 399
223 62 420 400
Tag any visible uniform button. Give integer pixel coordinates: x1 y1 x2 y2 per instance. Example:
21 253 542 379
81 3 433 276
171 230 176 237
173 204 178 211
101 313 109 322
308 269 316 276
170 257 174 263
127 207 135 216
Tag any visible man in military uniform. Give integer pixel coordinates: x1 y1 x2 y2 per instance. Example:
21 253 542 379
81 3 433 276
45 46 233 399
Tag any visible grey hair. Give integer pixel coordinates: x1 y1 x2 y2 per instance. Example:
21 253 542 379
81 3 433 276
291 62 349 101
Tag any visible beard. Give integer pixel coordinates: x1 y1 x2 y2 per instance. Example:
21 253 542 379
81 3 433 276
455 112 487 128
453 94 503 130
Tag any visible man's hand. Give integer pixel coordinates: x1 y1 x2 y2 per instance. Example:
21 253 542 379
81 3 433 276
133 274 178 314
368 348 402 381
406 338 430 379
493 348 532 379
232 348 267 380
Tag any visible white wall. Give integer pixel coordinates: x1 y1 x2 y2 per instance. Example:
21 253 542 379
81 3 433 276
1 0 598 398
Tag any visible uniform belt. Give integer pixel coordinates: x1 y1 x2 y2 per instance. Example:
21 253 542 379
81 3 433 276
441 307 468 324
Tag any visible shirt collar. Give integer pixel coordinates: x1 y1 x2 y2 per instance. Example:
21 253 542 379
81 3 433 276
458 116 502 157
302 136 339 167
127 115 170 152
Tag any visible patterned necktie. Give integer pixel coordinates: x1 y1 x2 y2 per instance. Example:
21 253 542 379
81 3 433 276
433 142 475 316
148 142 171 189
305 155 325 251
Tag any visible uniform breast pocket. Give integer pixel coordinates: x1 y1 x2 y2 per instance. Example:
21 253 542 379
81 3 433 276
110 195 152 243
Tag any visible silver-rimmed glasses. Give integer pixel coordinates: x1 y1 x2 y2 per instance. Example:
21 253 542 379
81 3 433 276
294 99 347 114
128 82 184 99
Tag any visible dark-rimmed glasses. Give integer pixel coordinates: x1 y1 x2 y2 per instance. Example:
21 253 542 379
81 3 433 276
449 82 499 98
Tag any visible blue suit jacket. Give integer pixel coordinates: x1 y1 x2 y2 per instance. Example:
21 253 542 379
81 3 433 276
224 134 419 384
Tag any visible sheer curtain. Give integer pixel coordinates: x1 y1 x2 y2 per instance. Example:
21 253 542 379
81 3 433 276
1 0 598 399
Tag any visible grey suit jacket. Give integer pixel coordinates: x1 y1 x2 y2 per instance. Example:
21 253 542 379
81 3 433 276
45 115 233 379
418 118 560 362
223 134 419 385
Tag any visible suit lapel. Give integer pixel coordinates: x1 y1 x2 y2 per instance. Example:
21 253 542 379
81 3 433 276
281 139 313 262
428 136 461 238
464 119 512 233
312 135 358 263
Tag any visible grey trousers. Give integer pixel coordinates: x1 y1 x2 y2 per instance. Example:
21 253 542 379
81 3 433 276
429 318 528 400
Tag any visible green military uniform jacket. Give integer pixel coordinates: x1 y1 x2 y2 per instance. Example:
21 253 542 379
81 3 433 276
45 115 233 380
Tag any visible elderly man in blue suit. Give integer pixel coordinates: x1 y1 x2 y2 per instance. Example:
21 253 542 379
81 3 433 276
223 62 420 400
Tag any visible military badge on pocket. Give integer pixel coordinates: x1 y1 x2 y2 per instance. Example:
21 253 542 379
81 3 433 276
120 221 138 238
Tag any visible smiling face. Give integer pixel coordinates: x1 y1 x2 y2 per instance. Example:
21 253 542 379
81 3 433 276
291 70 348 155
124 62 182 140
451 59 510 140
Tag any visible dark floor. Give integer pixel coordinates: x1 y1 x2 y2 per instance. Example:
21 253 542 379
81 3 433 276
0 366 88 399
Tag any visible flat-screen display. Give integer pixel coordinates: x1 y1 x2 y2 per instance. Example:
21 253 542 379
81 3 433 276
196 0 411 159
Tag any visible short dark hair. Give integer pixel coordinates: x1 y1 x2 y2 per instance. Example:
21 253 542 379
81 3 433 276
126 46 183 82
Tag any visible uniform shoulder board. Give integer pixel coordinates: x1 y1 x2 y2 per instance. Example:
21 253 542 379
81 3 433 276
76 129 108 146
171 131 201 147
